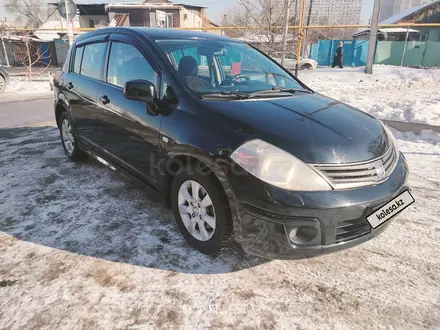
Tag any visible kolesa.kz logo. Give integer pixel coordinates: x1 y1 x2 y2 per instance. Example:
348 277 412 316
376 198 405 220
367 190 415 229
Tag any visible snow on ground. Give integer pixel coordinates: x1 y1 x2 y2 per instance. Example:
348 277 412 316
300 65 440 126
0 125 440 329
0 77 52 103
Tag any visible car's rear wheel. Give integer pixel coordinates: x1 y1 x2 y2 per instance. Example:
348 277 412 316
59 112 85 161
301 63 313 70
0 75 6 93
171 165 232 254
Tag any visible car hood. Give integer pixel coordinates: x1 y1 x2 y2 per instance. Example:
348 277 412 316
202 93 390 164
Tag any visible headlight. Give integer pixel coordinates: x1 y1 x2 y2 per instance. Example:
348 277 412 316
230 139 332 191
381 122 399 154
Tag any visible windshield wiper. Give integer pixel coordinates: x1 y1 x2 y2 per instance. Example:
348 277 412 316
200 91 250 99
246 87 311 98
271 87 312 93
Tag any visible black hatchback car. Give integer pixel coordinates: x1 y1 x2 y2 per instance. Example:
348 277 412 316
53 28 413 259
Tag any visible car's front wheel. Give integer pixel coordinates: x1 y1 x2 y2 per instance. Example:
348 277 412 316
59 112 85 161
171 165 232 254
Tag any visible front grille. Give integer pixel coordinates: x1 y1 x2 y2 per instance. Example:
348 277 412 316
312 147 398 189
335 218 371 243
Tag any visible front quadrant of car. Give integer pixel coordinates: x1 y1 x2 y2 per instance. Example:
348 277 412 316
227 143 412 259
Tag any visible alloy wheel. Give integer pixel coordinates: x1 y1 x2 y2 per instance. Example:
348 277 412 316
61 118 75 154
178 180 216 242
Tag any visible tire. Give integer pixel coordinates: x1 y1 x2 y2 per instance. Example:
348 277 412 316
171 165 233 255
0 75 6 94
301 64 313 70
59 112 85 161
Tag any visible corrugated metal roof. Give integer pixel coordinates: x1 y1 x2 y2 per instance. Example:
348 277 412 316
351 27 420 37
380 0 440 24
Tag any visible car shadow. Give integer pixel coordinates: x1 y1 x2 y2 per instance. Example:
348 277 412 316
0 126 268 275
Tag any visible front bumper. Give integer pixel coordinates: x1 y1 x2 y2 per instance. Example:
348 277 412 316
228 153 409 259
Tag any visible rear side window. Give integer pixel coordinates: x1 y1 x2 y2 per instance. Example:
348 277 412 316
107 42 158 88
73 46 84 74
80 42 107 80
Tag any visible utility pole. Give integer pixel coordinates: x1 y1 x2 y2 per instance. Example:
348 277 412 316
400 25 410 66
365 0 382 74
294 0 307 76
280 0 291 66
303 0 314 58
65 0 74 46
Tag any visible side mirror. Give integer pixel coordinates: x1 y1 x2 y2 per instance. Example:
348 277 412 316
124 79 157 103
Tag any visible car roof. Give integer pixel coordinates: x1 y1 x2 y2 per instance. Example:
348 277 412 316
75 27 241 43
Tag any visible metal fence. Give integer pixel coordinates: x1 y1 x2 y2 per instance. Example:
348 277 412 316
2 24 440 69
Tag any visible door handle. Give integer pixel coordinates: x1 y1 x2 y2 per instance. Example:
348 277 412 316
66 82 73 89
99 95 110 105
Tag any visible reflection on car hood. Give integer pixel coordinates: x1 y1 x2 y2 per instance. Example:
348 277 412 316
202 93 390 164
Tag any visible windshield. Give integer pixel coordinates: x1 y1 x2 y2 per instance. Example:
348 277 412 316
155 38 309 98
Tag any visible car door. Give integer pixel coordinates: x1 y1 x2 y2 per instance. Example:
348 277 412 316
63 35 109 146
96 34 164 188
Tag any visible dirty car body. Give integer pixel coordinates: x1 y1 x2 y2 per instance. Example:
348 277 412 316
53 28 410 259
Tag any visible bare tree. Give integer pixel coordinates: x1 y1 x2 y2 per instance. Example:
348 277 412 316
6 0 57 28
14 33 51 81
305 14 360 45
222 0 296 54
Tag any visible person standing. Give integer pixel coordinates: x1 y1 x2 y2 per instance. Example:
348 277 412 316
332 41 344 68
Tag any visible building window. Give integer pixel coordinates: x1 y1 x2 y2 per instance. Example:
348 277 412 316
166 13 173 28
151 11 173 28
89 19 103 27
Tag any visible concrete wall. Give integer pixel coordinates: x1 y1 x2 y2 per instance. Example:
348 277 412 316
79 15 108 28
179 8 203 28
109 8 180 27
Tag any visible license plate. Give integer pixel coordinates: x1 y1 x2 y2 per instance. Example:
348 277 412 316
367 190 415 229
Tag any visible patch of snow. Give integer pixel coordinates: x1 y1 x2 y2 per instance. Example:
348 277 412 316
301 65 440 126
6 77 52 94
0 125 439 329
0 77 52 103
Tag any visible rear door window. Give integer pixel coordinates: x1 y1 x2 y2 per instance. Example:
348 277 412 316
80 42 107 80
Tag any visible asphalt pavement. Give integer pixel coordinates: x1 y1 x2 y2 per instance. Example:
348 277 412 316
0 97 55 128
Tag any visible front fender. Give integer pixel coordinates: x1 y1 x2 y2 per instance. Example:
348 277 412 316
166 146 244 252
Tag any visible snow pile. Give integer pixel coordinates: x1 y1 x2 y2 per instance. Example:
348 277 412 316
5 77 52 95
0 77 52 103
301 65 440 126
